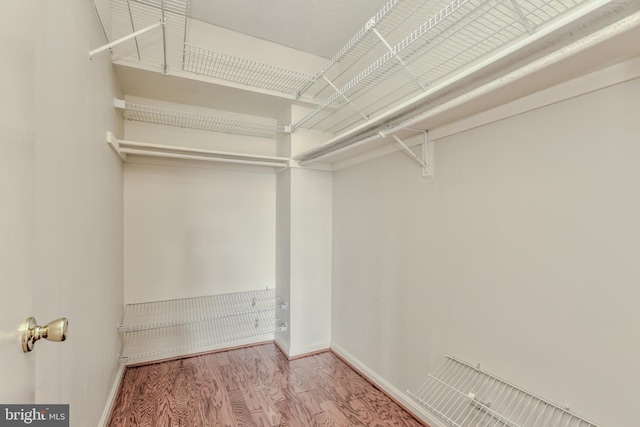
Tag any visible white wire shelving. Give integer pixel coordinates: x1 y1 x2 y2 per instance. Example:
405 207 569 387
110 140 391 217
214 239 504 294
118 288 287 364
117 100 287 139
93 0 635 163
182 44 315 96
118 288 280 332
111 100 290 167
92 0 187 73
410 355 600 427
294 0 587 135
92 0 317 96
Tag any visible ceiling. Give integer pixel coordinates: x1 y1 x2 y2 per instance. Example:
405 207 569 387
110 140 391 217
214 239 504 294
187 0 391 58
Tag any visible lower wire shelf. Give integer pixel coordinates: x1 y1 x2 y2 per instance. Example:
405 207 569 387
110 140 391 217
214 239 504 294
118 288 278 332
118 289 286 365
409 355 600 427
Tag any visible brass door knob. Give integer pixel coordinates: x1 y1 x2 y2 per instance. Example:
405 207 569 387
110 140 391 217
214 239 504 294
22 317 68 353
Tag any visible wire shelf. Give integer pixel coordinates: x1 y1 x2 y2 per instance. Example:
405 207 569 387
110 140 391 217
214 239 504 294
118 101 286 139
410 355 600 427
295 0 585 134
95 0 600 139
182 44 315 96
119 288 278 332
118 288 287 364
119 309 285 363
93 0 187 70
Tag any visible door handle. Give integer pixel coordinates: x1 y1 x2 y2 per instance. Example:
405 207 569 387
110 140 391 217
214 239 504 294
22 317 68 353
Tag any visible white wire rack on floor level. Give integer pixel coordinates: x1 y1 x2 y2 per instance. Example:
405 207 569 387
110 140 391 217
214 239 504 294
410 355 600 427
117 288 287 364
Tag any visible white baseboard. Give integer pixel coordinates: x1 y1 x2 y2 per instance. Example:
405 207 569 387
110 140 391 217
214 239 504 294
274 335 290 357
330 343 447 427
289 341 330 358
274 336 330 359
98 364 126 427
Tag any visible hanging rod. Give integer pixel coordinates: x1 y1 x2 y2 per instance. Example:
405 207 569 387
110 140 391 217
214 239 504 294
295 0 618 135
106 132 289 168
298 129 433 177
294 1 631 166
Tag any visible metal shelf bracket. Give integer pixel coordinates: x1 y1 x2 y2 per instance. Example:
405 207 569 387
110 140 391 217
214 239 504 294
89 20 163 59
90 0 168 72
106 131 126 162
389 130 433 178
371 28 428 92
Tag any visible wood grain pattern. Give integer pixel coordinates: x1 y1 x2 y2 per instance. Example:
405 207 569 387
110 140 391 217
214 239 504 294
108 343 427 426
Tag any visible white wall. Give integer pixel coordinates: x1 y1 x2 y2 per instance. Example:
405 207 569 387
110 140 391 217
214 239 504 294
124 160 276 303
276 104 333 358
0 0 36 404
27 1 124 425
331 70 640 426
275 169 292 352
289 168 333 356
276 167 333 357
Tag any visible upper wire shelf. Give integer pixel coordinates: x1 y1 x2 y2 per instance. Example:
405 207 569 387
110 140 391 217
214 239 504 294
95 0 604 144
294 0 585 135
182 44 315 96
410 355 600 427
117 100 287 139
93 0 188 71
93 0 317 96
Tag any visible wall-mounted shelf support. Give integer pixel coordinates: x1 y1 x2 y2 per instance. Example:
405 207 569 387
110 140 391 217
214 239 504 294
322 76 368 121
106 131 126 161
276 299 288 310
388 130 433 178
510 0 536 35
421 130 433 178
391 134 427 170
160 0 168 74
371 28 428 92
89 20 163 59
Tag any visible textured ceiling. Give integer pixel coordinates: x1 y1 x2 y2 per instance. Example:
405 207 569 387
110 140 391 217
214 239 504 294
187 0 391 58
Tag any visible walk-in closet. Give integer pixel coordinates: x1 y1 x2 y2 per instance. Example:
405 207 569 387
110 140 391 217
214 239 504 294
1 0 639 425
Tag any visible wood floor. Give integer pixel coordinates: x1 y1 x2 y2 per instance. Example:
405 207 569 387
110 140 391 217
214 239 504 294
108 343 426 426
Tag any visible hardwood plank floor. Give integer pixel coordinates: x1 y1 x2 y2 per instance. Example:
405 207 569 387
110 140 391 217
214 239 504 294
108 343 426 427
